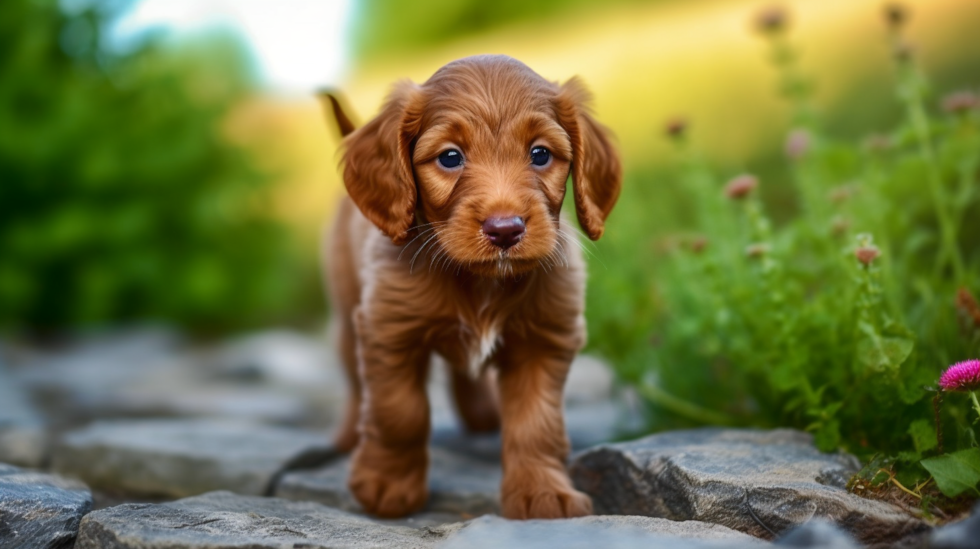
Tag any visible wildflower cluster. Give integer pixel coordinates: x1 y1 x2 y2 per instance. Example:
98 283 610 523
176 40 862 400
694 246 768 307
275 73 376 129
586 4 980 503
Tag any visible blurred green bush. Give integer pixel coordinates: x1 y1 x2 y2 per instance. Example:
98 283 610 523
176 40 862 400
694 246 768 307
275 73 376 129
0 0 319 333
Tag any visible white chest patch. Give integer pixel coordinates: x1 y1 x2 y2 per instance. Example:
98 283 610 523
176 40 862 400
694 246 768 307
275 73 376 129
466 321 501 379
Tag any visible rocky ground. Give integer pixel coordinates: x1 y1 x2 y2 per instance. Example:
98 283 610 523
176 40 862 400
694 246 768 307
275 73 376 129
1 327 977 549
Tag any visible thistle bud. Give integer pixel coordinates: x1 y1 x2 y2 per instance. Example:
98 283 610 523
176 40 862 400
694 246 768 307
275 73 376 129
689 236 708 254
941 91 978 114
883 3 908 30
785 129 810 160
664 118 688 140
725 174 758 200
863 134 891 153
855 246 880 266
828 185 855 205
754 6 788 35
745 243 770 259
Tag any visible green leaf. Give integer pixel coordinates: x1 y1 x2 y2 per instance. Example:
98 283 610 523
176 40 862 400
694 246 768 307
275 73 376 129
920 448 980 497
907 420 937 455
856 322 914 374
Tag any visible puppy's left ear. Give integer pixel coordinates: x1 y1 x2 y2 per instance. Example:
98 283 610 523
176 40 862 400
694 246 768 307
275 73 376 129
555 78 622 241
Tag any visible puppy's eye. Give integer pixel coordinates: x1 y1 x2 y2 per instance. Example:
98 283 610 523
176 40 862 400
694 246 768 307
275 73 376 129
437 149 463 169
530 146 551 167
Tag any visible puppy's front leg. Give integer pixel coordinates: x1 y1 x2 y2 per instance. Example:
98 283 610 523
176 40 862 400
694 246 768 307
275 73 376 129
348 308 430 518
497 335 593 519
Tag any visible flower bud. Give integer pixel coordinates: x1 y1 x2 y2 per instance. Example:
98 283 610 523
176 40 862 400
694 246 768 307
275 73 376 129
863 134 891 153
883 3 908 30
855 246 880 266
689 236 708 254
664 118 688 140
941 91 978 114
745 243 770 259
785 129 810 160
938 359 980 392
754 6 788 35
725 174 758 200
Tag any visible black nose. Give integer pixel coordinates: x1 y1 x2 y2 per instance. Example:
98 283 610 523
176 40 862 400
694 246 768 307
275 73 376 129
482 216 525 249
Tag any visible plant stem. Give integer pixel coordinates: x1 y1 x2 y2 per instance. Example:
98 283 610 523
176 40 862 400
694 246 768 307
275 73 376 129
903 68 966 283
970 391 980 423
637 383 735 426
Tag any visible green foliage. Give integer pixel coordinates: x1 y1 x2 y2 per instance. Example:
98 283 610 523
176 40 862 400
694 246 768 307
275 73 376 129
350 0 659 58
921 449 980 498
585 6 980 497
0 0 319 332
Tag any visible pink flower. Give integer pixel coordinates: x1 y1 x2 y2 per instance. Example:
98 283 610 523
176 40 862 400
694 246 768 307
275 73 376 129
854 246 880 266
938 359 980 392
785 129 811 160
725 174 758 200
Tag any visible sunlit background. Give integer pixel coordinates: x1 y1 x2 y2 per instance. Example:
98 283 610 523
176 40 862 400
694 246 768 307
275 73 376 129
1 0 978 333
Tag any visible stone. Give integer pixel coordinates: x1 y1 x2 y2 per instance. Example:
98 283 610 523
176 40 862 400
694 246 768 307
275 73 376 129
570 428 928 545
930 502 980 549
0 464 93 549
209 329 339 387
51 419 331 498
74 491 461 549
9 327 342 428
0 362 47 467
565 354 616 405
440 514 765 549
9 327 186 428
773 519 859 548
275 447 501 516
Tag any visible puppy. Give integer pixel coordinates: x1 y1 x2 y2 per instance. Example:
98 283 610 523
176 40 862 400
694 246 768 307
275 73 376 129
324 55 621 520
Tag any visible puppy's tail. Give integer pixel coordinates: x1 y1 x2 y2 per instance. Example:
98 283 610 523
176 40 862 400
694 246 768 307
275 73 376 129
316 89 358 138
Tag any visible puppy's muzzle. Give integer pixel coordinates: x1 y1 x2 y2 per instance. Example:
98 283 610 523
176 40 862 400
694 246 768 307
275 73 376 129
483 216 526 250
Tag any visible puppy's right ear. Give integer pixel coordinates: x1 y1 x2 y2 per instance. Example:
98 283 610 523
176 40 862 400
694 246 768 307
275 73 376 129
342 81 423 245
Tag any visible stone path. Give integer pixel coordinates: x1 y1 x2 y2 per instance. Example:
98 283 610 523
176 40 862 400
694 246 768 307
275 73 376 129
0 328 974 548
1 464 92 549
570 429 930 544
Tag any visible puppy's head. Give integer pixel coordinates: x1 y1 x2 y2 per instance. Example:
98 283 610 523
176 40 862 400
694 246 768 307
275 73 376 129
342 55 621 276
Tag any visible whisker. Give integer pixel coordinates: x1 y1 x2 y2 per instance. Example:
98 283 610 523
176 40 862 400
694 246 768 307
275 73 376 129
397 226 441 260
410 231 442 274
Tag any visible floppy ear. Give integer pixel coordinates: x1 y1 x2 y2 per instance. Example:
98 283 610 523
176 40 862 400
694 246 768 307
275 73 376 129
342 81 423 245
555 77 622 241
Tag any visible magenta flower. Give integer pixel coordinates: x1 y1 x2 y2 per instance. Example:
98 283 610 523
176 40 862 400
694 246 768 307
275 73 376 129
938 359 980 392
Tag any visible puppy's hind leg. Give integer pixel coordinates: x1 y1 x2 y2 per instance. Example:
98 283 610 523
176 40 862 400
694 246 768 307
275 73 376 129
450 368 500 433
333 314 361 453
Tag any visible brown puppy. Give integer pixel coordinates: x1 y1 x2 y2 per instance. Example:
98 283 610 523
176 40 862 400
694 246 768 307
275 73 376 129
324 55 621 520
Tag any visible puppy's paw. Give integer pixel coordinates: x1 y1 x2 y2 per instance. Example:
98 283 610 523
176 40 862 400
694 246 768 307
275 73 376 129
348 446 428 518
501 479 593 519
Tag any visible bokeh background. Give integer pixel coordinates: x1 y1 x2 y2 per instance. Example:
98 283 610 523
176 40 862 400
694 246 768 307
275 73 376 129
1 0 978 333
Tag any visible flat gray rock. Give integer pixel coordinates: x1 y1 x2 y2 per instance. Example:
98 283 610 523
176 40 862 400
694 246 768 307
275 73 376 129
440 514 765 549
930 503 980 549
9 328 342 429
52 419 331 497
74 491 460 549
0 464 93 549
0 363 47 468
570 428 928 545
275 447 500 516
773 519 859 548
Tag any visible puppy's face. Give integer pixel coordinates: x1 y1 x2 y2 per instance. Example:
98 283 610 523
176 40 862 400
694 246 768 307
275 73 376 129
343 55 621 277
